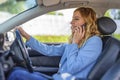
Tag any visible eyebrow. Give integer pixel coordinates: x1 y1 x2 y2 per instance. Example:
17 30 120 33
73 16 81 18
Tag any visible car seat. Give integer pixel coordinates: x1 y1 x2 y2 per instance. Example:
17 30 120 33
87 17 120 80
101 57 120 80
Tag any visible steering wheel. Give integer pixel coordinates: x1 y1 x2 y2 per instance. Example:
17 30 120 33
14 30 33 72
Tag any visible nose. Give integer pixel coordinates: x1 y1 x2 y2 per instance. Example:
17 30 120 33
70 20 74 25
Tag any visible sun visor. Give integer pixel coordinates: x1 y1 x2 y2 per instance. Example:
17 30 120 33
42 0 60 6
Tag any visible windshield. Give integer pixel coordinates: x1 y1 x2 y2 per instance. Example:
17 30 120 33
0 0 37 24
21 8 75 43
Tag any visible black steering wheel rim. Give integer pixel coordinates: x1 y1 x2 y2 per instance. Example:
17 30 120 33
15 30 33 72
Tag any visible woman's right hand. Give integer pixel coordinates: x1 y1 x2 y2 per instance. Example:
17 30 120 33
72 26 85 44
17 27 31 41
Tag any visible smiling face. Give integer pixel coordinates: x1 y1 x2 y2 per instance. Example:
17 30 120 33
69 7 100 47
71 11 85 33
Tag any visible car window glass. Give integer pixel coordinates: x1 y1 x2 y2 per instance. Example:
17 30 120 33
22 8 76 43
0 0 37 24
104 9 120 40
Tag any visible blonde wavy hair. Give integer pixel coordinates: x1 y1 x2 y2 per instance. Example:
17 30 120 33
69 7 100 47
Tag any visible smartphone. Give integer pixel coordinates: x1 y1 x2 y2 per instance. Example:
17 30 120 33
81 23 86 32
81 23 86 28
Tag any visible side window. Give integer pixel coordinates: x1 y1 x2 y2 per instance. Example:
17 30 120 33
104 9 120 40
0 0 37 24
22 8 75 43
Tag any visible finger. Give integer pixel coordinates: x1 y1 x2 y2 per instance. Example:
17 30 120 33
71 26 76 33
74 28 78 37
78 26 82 34
18 27 24 31
77 26 85 39
14 26 19 30
81 28 85 38
72 28 76 33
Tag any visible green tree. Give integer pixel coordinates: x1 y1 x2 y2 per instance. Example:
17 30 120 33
47 11 63 16
0 0 26 14
117 10 120 19
104 10 111 17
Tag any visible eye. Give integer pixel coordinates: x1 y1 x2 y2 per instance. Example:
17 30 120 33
72 18 79 20
74 18 79 20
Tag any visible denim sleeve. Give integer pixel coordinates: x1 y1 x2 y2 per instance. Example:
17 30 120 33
25 37 66 56
65 36 102 74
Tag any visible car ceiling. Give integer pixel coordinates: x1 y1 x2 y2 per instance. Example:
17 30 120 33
38 0 120 14
38 0 120 8
0 0 120 33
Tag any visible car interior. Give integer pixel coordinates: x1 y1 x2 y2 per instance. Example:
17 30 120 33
28 17 120 80
0 0 120 80
0 16 120 80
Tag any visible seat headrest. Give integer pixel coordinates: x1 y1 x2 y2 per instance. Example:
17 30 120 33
97 17 117 35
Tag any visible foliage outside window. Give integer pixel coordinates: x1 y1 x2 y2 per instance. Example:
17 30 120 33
104 9 120 40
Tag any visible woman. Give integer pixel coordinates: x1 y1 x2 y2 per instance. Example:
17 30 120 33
8 7 102 80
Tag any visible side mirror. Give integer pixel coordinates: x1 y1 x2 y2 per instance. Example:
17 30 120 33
6 31 15 42
3 31 16 50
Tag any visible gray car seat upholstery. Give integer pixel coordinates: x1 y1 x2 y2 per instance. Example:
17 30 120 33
101 57 120 80
87 17 120 80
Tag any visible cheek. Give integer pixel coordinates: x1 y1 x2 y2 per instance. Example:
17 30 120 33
77 21 85 26
75 22 82 26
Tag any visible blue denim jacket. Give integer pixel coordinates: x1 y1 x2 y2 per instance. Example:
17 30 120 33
26 36 102 79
